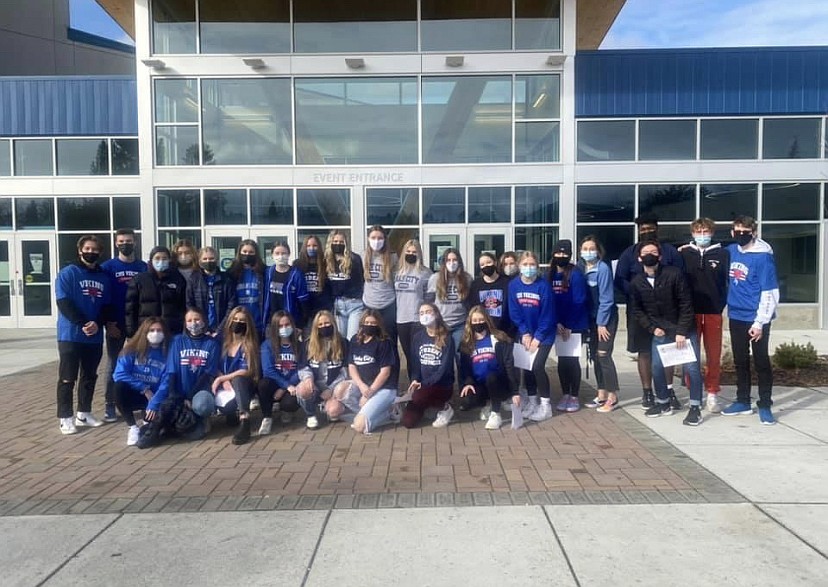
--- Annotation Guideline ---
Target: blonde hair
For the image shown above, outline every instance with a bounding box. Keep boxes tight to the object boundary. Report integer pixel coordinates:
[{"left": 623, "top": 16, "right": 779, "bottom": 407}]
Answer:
[
  {"left": 121, "top": 317, "right": 169, "bottom": 362},
  {"left": 306, "top": 310, "right": 345, "bottom": 363},
  {"left": 460, "top": 306, "right": 510, "bottom": 355},
  {"left": 221, "top": 306, "right": 261, "bottom": 382},
  {"left": 435, "top": 247, "right": 470, "bottom": 302},
  {"left": 396, "top": 239, "right": 427, "bottom": 274},
  {"left": 364, "top": 225, "right": 393, "bottom": 283},
  {"left": 325, "top": 230, "right": 352, "bottom": 276},
  {"left": 518, "top": 250, "right": 539, "bottom": 265}
]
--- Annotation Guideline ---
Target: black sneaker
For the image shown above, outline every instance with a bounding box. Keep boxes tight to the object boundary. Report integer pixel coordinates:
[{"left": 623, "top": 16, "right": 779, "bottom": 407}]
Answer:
[
  {"left": 645, "top": 402, "right": 673, "bottom": 418},
  {"left": 232, "top": 419, "right": 251, "bottom": 445},
  {"left": 683, "top": 406, "right": 703, "bottom": 426},
  {"left": 135, "top": 422, "right": 160, "bottom": 449},
  {"left": 669, "top": 391, "right": 683, "bottom": 411},
  {"left": 641, "top": 390, "right": 655, "bottom": 410}
]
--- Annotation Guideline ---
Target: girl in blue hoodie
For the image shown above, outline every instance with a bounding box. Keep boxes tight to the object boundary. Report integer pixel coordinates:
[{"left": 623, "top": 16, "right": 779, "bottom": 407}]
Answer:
[
  {"left": 257, "top": 310, "right": 302, "bottom": 436},
  {"left": 113, "top": 317, "right": 168, "bottom": 446},
  {"left": 264, "top": 241, "right": 310, "bottom": 329}
]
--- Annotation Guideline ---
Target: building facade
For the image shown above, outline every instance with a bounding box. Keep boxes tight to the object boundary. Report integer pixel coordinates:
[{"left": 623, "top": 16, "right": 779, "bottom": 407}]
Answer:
[{"left": 1, "top": 0, "right": 826, "bottom": 330}]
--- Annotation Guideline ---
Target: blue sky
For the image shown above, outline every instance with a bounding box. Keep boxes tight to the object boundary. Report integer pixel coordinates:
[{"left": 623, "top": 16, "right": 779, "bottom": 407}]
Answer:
[{"left": 71, "top": 0, "right": 828, "bottom": 50}]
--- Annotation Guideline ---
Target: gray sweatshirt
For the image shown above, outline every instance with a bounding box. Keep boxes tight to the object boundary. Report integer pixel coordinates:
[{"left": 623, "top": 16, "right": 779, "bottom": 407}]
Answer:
[
  {"left": 395, "top": 267, "right": 432, "bottom": 323},
  {"left": 426, "top": 272, "right": 472, "bottom": 329},
  {"left": 363, "top": 253, "right": 398, "bottom": 310}
]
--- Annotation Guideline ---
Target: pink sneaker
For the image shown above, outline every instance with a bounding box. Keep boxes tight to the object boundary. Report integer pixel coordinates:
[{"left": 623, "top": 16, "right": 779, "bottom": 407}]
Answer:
[
  {"left": 556, "top": 395, "right": 571, "bottom": 411},
  {"left": 566, "top": 396, "right": 581, "bottom": 413}
]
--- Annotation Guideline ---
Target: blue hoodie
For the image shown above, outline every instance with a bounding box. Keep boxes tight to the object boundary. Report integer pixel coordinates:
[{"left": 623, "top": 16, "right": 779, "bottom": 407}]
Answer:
[
  {"left": 150, "top": 333, "right": 221, "bottom": 410},
  {"left": 263, "top": 265, "right": 309, "bottom": 327},
  {"left": 101, "top": 257, "right": 148, "bottom": 328},
  {"left": 726, "top": 239, "right": 779, "bottom": 327},
  {"left": 508, "top": 277, "right": 557, "bottom": 345},
  {"left": 55, "top": 262, "right": 113, "bottom": 344},
  {"left": 235, "top": 267, "right": 264, "bottom": 332},
  {"left": 549, "top": 265, "right": 590, "bottom": 332},
  {"left": 261, "top": 339, "right": 301, "bottom": 389},
  {"left": 579, "top": 260, "right": 617, "bottom": 327},
  {"left": 113, "top": 345, "right": 167, "bottom": 394}
]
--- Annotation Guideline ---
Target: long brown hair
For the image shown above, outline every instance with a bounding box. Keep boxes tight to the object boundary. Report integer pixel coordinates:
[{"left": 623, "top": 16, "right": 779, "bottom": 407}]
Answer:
[
  {"left": 306, "top": 310, "right": 345, "bottom": 363},
  {"left": 435, "top": 247, "right": 470, "bottom": 302},
  {"left": 266, "top": 310, "right": 300, "bottom": 356},
  {"left": 221, "top": 306, "right": 261, "bottom": 381},
  {"left": 356, "top": 308, "right": 389, "bottom": 344},
  {"left": 460, "top": 305, "right": 510, "bottom": 355},
  {"left": 229, "top": 239, "right": 265, "bottom": 280},
  {"left": 363, "top": 225, "right": 393, "bottom": 283},
  {"left": 419, "top": 303, "right": 449, "bottom": 350},
  {"left": 121, "top": 317, "right": 169, "bottom": 362},
  {"left": 295, "top": 234, "right": 327, "bottom": 290},
  {"left": 325, "top": 230, "right": 352, "bottom": 276}
]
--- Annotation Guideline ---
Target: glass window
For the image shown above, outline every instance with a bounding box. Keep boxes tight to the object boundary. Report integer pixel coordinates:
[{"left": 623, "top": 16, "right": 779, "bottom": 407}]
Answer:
[
  {"left": 515, "top": 0, "right": 560, "bottom": 50},
  {"left": 0, "top": 198, "right": 12, "bottom": 228},
  {"left": 576, "top": 225, "right": 633, "bottom": 264},
  {"left": 152, "top": 0, "right": 196, "bottom": 54},
  {"left": 157, "top": 189, "right": 201, "bottom": 227},
  {"left": 577, "top": 185, "right": 635, "bottom": 223},
  {"left": 385, "top": 228, "right": 420, "bottom": 257},
  {"left": 15, "top": 198, "right": 55, "bottom": 229},
  {"left": 199, "top": 0, "right": 290, "bottom": 54},
  {"left": 0, "top": 139, "right": 10, "bottom": 176},
  {"left": 155, "top": 126, "right": 200, "bottom": 166},
  {"left": 639, "top": 120, "right": 697, "bottom": 161},
  {"left": 204, "top": 189, "right": 247, "bottom": 225},
  {"left": 59, "top": 233, "right": 111, "bottom": 269},
  {"left": 14, "top": 140, "right": 53, "bottom": 176},
  {"left": 653, "top": 224, "right": 693, "bottom": 249},
  {"left": 58, "top": 198, "right": 110, "bottom": 231},
  {"left": 111, "top": 139, "right": 139, "bottom": 175},
  {"left": 113, "top": 197, "right": 142, "bottom": 230},
  {"left": 423, "top": 188, "right": 465, "bottom": 224},
  {"left": 700, "top": 184, "right": 758, "bottom": 221},
  {"left": 55, "top": 139, "right": 108, "bottom": 176},
  {"left": 762, "top": 118, "right": 821, "bottom": 159},
  {"left": 202, "top": 78, "right": 293, "bottom": 165},
  {"left": 516, "top": 75, "right": 560, "bottom": 119},
  {"left": 366, "top": 188, "right": 419, "bottom": 226},
  {"left": 422, "top": 76, "right": 511, "bottom": 164},
  {"left": 515, "top": 226, "right": 559, "bottom": 264},
  {"left": 158, "top": 229, "right": 202, "bottom": 250},
  {"left": 421, "top": 0, "right": 511, "bottom": 51},
  {"left": 468, "top": 187, "right": 511, "bottom": 224},
  {"left": 700, "top": 119, "right": 758, "bottom": 160},
  {"left": 515, "top": 186, "right": 559, "bottom": 224},
  {"left": 762, "top": 224, "right": 819, "bottom": 303},
  {"left": 638, "top": 184, "right": 696, "bottom": 222},
  {"left": 0, "top": 240, "right": 9, "bottom": 317},
  {"left": 296, "top": 78, "right": 417, "bottom": 165},
  {"left": 154, "top": 79, "right": 199, "bottom": 123},
  {"left": 762, "top": 183, "right": 820, "bottom": 221},
  {"left": 516, "top": 122, "right": 559, "bottom": 162},
  {"left": 294, "top": 0, "right": 417, "bottom": 53},
  {"left": 251, "top": 189, "right": 294, "bottom": 225},
  {"left": 577, "top": 120, "right": 635, "bottom": 162},
  {"left": 297, "top": 189, "right": 350, "bottom": 226}
]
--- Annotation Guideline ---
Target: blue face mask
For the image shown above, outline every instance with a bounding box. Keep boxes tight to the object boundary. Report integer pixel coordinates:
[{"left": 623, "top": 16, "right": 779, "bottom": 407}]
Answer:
[
  {"left": 153, "top": 259, "right": 170, "bottom": 272},
  {"left": 307, "top": 248, "right": 318, "bottom": 258},
  {"left": 520, "top": 266, "right": 538, "bottom": 279},
  {"left": 694, "top": 235, "right": 712, "bottom": 248},
  {"left": 580, "top": 251, "right": 598, "bottom": 263}
]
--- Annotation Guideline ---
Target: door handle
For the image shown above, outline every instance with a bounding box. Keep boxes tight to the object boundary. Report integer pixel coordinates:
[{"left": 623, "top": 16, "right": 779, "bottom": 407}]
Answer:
[
  {"left": 17, "top": 278, "right": 23, "bottom": 295},
  {"left": 8, "top": 280, "right": 14, "bottom": 296}
]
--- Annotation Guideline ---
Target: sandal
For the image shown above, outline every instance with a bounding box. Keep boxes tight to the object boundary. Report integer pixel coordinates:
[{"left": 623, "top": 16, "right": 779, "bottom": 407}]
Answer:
[
  {"left": 597, "top": 399, "right": 618, "bottom": 413},
  {"left": 584, "top": 396, "right": 606, "bottom": 408}
]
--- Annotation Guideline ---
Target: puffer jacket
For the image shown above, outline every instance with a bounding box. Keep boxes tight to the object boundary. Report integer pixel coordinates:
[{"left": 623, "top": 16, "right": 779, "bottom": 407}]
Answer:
[
  {"left": 628, "top": 265, "right": 694, "bottom": 338},
  {"left": 187, "top": 269, "right": 237, "bottom": 331},
  {"left": 125, "top": 268, "right": 187, "bottom": 336}
]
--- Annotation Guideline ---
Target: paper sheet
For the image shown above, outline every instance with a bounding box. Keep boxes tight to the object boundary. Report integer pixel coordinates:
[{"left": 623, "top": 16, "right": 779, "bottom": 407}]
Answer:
[
  {"left": 555, "top": 333, "right": 582, "bottom": 357},
  {"left": 512, "top": 343, "right": 538, "bottom": 371},
  {"left": 511, "top": 403, "right": 524, "bottom": 429},
  {"left": 656, "top": 339, "right": 698, "bottom": 367},
  {"left": 214, "top": 389, "right": 235, "bottom": 408}
]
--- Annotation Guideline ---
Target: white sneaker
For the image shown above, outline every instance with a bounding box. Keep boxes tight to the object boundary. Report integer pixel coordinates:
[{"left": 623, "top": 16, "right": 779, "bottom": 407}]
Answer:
[
  {"left": 258, "top": 417, "right": 273, "bottom": 436},
  {"left": 479, "top": 403, "right": 491, "bottom": 421},
  {"left": 306, "top": 416, "right": 319, "bottom": 429},
  {"left": 249, "top": 397, "right": 260, "bottom": 411},
  {"left": 485, "top": 411, "right": 502, "bottom": 430},
  {"left": 75, "top": 412, "right": 104, "bottom": 428},
  {"left": 521, "top": 395, "right": 539, "bottom": 419},
  {"left": 529, "top": 400, "right": 553, "bottom": 422},
  {"left": 706, "top": 393, "right": 722, "bottom": 413},
  {"left": 59, "top": 417, "right": 77, "bottom": 435},
  {"left": 432, "top": 403, "right": 455, "bottom": 428},
  {"left": 126, "top": 425, "right": 141, "bottom": 446}
]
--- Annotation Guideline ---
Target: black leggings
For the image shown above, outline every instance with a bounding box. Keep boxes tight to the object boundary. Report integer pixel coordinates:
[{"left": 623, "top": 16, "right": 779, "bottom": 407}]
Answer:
[
  {"left": 730, "top": 319, "right": 773, "bottom": 408},
  {"left": 217, "top": 375, "right": 256, "bottom": 416},
  {"left": 113, "top": 381, "right": 149, "bottom": 426},
  {"left": 557, "top": 356, "right": 582, "bottom": 397},
  {"left": 588, "top": 314, "right": 620, "bottom": 393},
  {"left": 461, "top": 371, "right": 512, "bottom": 411},
  {"left": 56, "top": 341, "right": 103, "bottom": 418},
  {"left": 524, "top": 344, "right": 553, "bottom": 398},
  {"left": 397, "top": 322, "right": 417, "bottom": 379},
  {"left": 257, "top": 377, "right": 301, "bottom": 417}
]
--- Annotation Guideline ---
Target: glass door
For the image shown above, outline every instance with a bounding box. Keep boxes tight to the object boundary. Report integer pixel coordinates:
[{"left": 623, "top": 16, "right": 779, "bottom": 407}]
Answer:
[
  {"left": 0, "top": 235, "right": 16, "bottom": 329},
  {"left": 204, "top": 228, "right": 246, "bottom": 272},
  {"left": 0, "top": 233, "right": 57, "bottom": 328},
  {"left": 469, "top": 228, "right": 510, "bottom": 278},
  {"left": 422, "top": 226, "right": 511, "bottom": 276},
  {"left": 421, "top": 227, "right": 462, "bottom": 272},
  {"left": 249, "top": 229, "right": 295, "bottom": 268}
]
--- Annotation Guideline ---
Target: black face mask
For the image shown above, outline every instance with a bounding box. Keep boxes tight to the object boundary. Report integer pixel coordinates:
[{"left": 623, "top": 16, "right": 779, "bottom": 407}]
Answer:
[
  {"left": 735, "top": 233, "right": 753, "bottom": 247},
  {"left": 240, "top": 254, "right": 256, "bottom": 266},
  {"left": 200, "top": 261, "right": 217, "bottom": 273},
  {"left": 641, "top": 254, "right": 660, "bottom": 267},
  {"left": 331, "top": 244, "right": 346, "bottom": 255},
  {"left": 318, "top": 325, "right": 334, "bottom": 338},
  {"left": 404, "top": 254, "right": 418, "bottom": 265},
  {"left": 553, "top": 256, "right": 571, "bottom": 268},
  {"left": 117, "top": 244, "right": 134, "bottom": 257},
  {"left": 471, "top": 323, "right": 488, "bottom": 334},
  {"left": 362, "top": 325, "right": 380, "bottom": 337},
  {"left": 81, "top": 252, "right": 100, "bottom": 265},
  {"left": 480, "top": 265, "right": 497, "bottom": 277},
  {"left": 639, "top": 230, "right": 658, "bottom": 242},
  {"left": 231, "top": 321, "right": 247, "bottom": 335}
]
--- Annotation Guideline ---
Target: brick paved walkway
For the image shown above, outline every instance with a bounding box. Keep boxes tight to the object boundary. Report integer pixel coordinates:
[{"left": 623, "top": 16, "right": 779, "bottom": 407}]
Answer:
[{"left": 0, "top": 361, "right": 742, "bottom": 516}]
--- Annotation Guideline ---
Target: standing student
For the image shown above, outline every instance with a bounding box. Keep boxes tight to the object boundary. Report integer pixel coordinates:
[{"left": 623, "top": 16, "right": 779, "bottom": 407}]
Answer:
[
  {"left": 112, "top": 317, "right": 168, "bottom": 446},
  {"left": 101, "top": 227, "right": 148, "bottom": 422},
  {"left": 263, "top": 241, "right": 309, "bottom": 328},
  {"left": 395, "top": 239, "right": 431, "bottom": 379},
  {"left": 55, "top": 235, "right": 114, "bottom": 434},
  {"left": 402, "top": 303, "right": 456, "bottom": 429},
  {"left": 326, "top": 230, "right": 365, "bottom": 340},
  {"left": 228, "top": 239, "right": 266, "bottom": 336},
  {"left": 257, "top": 311, "right": 302, "bottom": 436},
  {"left": 362, "top": 225, "right": 398, "bottom": 346},
  {"left": 294, "top": 235, "right": 332, "bottom": 331},
  {"left": 680, "top": 218, "right": 729, "bottom": 413},
  {"left": 125, "top": 246, "right": 187, "bottom": 337},
  {"left": 549, "top": 240, "right": 589, "bottom": 413},
  {"left": 296, "top": 310, "right": 350, "bottom": 429},
  {"left": 173, "top": 239, "right": 198, "bottom": 282},
  {"left": 499, "top": 252, "right": 519, "bottom": 279},
  {"left": 459, "top": 306, "right": 518, "bottom": 430},
  {"left": 187, "top": 246, "right": 237, "bottom": 334},
  {"left": 468, "top": 252, "right": 513, "bottom": 336},
  {"left": 578, "top": 236, "right": 620, "bottom": 413},
  {"left": 425, "top": 247, "right": 472, "bottom": 366},
  {"left": 212, "top": 306, "right": 261, "bottom": 445},
  {"left": 722, "top": 216, "right": 779, "bottom": 425},
  {"left": 508, "top": 251, "right": 557, "bottom": 422}
]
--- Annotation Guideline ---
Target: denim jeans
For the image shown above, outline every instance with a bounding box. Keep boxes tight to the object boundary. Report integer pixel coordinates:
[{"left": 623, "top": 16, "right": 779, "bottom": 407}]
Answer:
[
  {"left": 298, "top": 387, "right": 324, "bottom": 416},
  {"left": 335, "top": 296, "right": 365, "bottom": 340},
  {"left": 651, "top": 333, "right": 702, "bottom": 405},
  {"left": 191, "top": 389, "right": 216, "bottom": 417},
  {"left": 337, "top": 384, "right": 397, "bottom": 433}
]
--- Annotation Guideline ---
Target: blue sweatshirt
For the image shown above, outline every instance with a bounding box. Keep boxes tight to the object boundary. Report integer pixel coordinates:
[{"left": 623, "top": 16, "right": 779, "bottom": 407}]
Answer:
[
  {"left": 151, "top": 333, "right": 221, "bottom": 410},
  {"left": 410, "top": 329, "right": 455, "bottom": 388},
  {"left": 261, "top": 339, "right": 301, "bottom": 389},
  {"left": 236, "top": 267, "right": 264, "bottom": 332},
  {"left": 55, "top": 262, "right": 113, "bottom": 344},
  {"left": 113, "top": 346, "right": 167, "bottom": 394},
  {"left": 726, "top": 239, "right": 779, "bottom": 327},
  {"left": 101, "top": 257, "right": 148, "bottom": 328},
  {"left": 508, "top": 277, "right": 557, "bottom": 345},
  {"left": 549, "top": 265, "right": 590, "bottom": 332},
  {"left": 221, "top": 347, "right": 249, "bottom": 375},
  {"left": 580, "top": 260, "right": 617, "bottom": 327},
  {"left": 264, "top": 265, "right": 309, "bottom": 327}
]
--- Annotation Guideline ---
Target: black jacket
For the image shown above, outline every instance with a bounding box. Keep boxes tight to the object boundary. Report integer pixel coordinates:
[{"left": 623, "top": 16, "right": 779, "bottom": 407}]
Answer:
[
  {"left": 186, "top": 269, "right": 237, "bottom": 331},
  {"left": 629, "top": 265, "right": 694, "bottom": 338},
  {"left": 680, "top": 243, "right": 729, "bottom": 314},
  {"left": 125, "top": 268, "right": 187, "bottom": 336}
]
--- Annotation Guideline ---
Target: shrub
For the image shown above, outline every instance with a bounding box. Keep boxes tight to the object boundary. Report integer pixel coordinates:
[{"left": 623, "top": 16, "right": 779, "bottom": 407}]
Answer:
[{"left": 773, "top": 342, "right": 818, "bottom": 370}]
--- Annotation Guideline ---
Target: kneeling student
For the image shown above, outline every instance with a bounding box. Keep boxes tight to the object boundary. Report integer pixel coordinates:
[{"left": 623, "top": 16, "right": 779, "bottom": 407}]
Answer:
[{"left": 257, "top": 311, "right": 302, "bottom": 435}]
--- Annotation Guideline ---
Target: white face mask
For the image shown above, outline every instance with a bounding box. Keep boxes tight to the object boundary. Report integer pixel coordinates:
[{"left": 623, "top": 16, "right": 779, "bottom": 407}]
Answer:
[
  {"left": 503, "top": 265, "right": 518, "bottom": 277},
  {"left": 273, "top": 254, "right": 290, "bottom": 266},
  {"left": 419, "top": 313, "right": 436, "bottom": 327},
  {"left": 147, "top": 331, "right": 164, "bottom": 345},
  {"left": 369, "top": 238, "right": 385, "bottom": 252},
  {"left": 445, "top": 261, "right": 459, "bottom": 273}
]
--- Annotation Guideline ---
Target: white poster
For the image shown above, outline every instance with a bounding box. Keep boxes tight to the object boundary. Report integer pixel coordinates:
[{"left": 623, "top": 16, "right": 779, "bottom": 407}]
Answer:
[
  {"left": 512, "top": 343, "right": 538, "bottom": 371},
  {"left": 554, "top": 333, "right": 582, "bottom": 357},
  {"left": 656, "top": 340, "right": 698, "bottom": 367}
]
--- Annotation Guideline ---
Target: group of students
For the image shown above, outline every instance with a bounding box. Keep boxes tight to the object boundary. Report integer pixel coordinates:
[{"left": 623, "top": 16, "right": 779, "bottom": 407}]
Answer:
[{"left": 54, "top": 213, "right": 779, "bottom": 447}]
